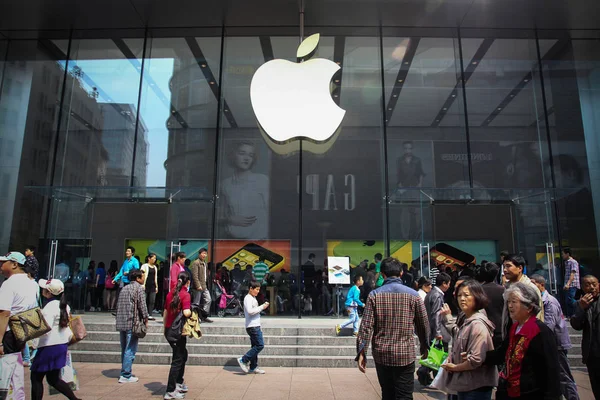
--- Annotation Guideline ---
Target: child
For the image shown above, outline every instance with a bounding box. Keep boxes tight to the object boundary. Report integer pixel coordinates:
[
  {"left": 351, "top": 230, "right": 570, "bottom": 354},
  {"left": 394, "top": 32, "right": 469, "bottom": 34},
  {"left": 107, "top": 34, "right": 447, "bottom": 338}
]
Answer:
[
  {"left": 303, "top": 294, "right": 312, "bottom": 315},
  {"left": 336, "top": 275, "right": 364, "bottom": 336},
  {"left": 237, "top": 280, "right": 269, "bottom": 374}
]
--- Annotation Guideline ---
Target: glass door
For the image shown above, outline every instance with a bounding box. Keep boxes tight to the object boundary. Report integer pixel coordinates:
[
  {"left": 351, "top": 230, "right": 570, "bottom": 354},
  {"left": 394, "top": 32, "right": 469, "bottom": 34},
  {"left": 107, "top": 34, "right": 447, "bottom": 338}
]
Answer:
[{"left": 512, "top": 189, "right": 559, "bottom": 294}]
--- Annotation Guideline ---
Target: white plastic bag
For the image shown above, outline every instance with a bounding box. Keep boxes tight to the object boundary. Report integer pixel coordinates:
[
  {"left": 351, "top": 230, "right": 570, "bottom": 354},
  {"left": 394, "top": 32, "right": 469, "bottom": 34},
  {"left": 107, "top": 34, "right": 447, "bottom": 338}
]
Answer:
[
  {"left": 49, "top": 351, "right": 78, "bottom": 395},
  {"left": 429, "top": 360, "right": 456, "bottom": 395}
]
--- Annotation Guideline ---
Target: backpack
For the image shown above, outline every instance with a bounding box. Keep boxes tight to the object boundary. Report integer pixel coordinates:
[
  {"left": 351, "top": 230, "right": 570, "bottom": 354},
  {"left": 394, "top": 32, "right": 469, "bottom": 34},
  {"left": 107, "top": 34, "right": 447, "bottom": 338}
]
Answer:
[{"left": 105, "top": 275, "right": 115, "bottom": 289}]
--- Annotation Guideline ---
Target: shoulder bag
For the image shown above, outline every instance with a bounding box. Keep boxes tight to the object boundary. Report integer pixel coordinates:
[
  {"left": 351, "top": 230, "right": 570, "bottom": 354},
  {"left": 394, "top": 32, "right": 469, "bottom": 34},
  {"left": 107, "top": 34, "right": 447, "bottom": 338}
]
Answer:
[
  {"left": 132, "top": 287, "right": 147, "bottom": 339},
  {"left": 69, "top": 315, "right": 87, "bottom": 344},
  {"left": 8, "top": 307, "right": 51, "bottom": 346},
  {"left": 165, "top": 312, "right": 184, "bottom": 343}
]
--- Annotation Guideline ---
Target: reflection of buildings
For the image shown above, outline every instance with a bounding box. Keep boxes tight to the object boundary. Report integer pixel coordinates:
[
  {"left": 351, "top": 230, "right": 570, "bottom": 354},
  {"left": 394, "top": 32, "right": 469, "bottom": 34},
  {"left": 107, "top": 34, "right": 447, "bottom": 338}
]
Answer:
[
  {"left": 164, "top": 59, "right": 216, "bottom": 188},
  {"left": 3, "top": 57, "right": 105, "bottom": 252},
  {"left": 100, "top": 103, "right": 148, "bottom": 186}
]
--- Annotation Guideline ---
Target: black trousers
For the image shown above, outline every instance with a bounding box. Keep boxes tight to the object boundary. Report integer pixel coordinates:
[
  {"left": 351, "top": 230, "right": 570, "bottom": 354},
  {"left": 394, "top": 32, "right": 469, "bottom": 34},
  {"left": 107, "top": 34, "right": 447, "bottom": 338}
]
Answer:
[
  {"left": 375, "top": 362, "right": 414, "bottom": 400},
  {"left": 586, "top": 359, "right": 600, "bottom": 400},
  {"left": 166, "top": 336, "right": 188, "bottom": 393},
  {"left": 2, "top": 331, "right": 22, "bottom": 355},
  {"left": 31, "top": 369, "right": 78, "bottom": 400}
]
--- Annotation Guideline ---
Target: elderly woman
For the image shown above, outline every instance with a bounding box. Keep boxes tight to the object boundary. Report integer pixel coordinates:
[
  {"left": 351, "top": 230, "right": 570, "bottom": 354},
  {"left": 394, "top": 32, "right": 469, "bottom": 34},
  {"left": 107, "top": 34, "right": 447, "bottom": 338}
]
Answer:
[
  {"left": 441, "top": 280, "right": 498, "bottom": 400},
  {"left": 485, "top": 282, "right": 560, "bottom": 399}
]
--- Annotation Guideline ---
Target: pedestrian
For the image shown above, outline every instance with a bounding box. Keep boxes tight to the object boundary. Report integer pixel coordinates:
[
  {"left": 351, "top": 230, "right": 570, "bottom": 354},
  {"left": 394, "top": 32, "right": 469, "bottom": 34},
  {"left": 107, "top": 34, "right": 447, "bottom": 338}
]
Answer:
[
  {"left": 163, "top": 272, "right": 191, "bottom": 400},
  {"left": 24, "top": 245, "right": 40, "bottom": 280},
  {"left": 72, "top": 263, "right": 84, "bottom": 311},
  {"left": 115, "top": 269, "right": 148, "bottom": 383},
  {"left": 530, "top": 274, "right": 579, "bottom": 400},
  {"left": 22, "top": 261, "right": 40, "bottom": 367},
  {"left": 0, "top": 252, "right": 39, "bottom": 354},
  {"left": 570, "top": 274, "right": 600, "bottom": 398},
  {"left": 479, "top": 262, "right": 505, "bottom": 348},
  {"left": 169, "top": 252, "right": 186, "bottom": 293},
  {"left": 336, "top": 275, "right": 364, "bottom": 336},
  {"left": 373, "top": 253, "right": 384, "bottom": 288},
  {"left": 190, "top": 249, "right": 213, "bottom": 323},
  {"left": 501, "top": 254, "right": 543, "bottom": 339},
  {"left": 417, "top": 276, "right": 432, "bottom": 301},
  {"left": 105, "top": 260, "right": 119, "bottom": 311},
  {"left": 562, "top": 247, "right": 580, "bottom": 318},
  {"left": 252, "top": 257, "right": 269, "bottom": 285},
  {"left": 440, "top": 280, "right": 498, "bottom": 400},
  {"left": 113, "top": 246, "right": 140, "bottom": 287},
  {"left": 356, "top": 257, "right": 429, "bottom": 400},
  {"left": 485, "top": 282, "right": 560, "bottom": 399},
  {"left": 94, "top": 262, "right": 106, "bottom": 311},
  {"left": 424, "top": 271, "right": 451, "bottom": 348},
  {"left": 141, "top": 253, "right": 159, "bottom": 321},
  {"left": 237, "top": 280, "right": 269, "bottom": 374},
  {"left": 30, "top": 279, "right": 80, "bottom": 400}
]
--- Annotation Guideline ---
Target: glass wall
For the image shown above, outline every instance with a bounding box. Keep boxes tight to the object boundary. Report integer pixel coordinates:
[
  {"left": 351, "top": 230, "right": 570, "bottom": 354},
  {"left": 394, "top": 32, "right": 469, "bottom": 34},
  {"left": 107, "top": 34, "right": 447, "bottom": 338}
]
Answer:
[{"left": 1, "top": 27, "right": 600, "bottom": 312}]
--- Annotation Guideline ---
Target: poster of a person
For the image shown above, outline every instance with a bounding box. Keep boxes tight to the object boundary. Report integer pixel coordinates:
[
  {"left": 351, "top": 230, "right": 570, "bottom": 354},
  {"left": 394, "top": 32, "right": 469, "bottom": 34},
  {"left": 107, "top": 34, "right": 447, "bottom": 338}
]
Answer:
[{"left": 219, "top": 140, "right": 270, "bottom": 240}]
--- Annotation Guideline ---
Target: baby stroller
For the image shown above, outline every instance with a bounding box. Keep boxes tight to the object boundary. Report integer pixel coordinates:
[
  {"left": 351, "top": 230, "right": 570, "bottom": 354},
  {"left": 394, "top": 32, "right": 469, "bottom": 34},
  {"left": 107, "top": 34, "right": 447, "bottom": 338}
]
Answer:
[{"left": 215, "top": 281, "right": 243, "bottom": 318}]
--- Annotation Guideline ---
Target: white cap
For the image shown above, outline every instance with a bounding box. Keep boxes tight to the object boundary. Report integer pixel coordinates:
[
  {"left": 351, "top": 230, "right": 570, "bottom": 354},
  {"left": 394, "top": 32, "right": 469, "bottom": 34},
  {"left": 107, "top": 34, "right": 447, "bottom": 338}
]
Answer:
[{"left": 39, "top": 279, "right": 65, "bottom": 296}]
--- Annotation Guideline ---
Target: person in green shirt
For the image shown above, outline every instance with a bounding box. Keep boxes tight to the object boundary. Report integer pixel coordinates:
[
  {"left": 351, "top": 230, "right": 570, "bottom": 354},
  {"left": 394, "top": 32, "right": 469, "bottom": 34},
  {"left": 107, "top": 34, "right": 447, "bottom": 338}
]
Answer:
[
  {"left": 374, "top": 253, "right": 384, "bottom": 287},
  {"left": 252, "top": 257, "right": 269, "bottom": 284}
]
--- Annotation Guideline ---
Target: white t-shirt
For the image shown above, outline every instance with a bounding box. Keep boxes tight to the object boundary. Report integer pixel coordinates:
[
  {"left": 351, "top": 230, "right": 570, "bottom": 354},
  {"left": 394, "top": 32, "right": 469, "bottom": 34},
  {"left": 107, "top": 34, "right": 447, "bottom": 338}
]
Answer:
[
  {"left": 37, "top": 300, "right": 72, "bottom": 348},
  {"left": 418, "top": 289, "right": 427, "bottom": 301},
  {"left": 0, "top": 274, "right": 39, "bottom": 331},
  {"left": 244, "top": 294, "right": 266, "bottom": 328}
]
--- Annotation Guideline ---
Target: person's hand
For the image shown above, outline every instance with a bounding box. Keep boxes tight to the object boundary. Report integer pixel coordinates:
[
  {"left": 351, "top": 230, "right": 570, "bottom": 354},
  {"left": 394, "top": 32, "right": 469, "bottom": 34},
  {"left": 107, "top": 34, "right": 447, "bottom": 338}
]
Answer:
[
  {"left": 155, "top": 288, "right": 158, "bottom": 294},
  {"left": 440, "top": 303, "right": 451, "bottom": 317},
  {"left": 357, "top": 353, "right": 367, "bottom": 373},
  {"left": 580, "top": 293, "right": 595, "bottom": 310},
  {"left": 124, "top": 271, "right": 129, "bottom": 275},
  {"left": 441, "top": 363, "right": 457, "bottom": 372},
  {"left": 435, "top": 335, "right": 443, "bottom": 340},
  {"left": 263, "top": 302, "right": 270, "bottom": 309},
  {"left": 229, "top": 215, "right": 257, "bottom": 227},
  {"left": 460, "top": 352, "right": 468, "bottom": 362},
  {"left": 563, "top": 285, "right": 570, "bottom": 291},
  {"left": 112, "top": 280, "right": 117, "bottom": 285},
  {"left": 421, "top": 350, "right": 428, "bottom": 360},
  {"left": 0, "top": 345, "right": 4, "bottom": 356}
]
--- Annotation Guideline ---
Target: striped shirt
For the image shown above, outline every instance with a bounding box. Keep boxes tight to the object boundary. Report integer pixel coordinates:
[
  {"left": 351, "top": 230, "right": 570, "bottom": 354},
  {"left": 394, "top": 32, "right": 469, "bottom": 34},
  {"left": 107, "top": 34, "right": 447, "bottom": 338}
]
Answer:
[{"left": 357, "top": 277, "right": 429, "bottom": 366}]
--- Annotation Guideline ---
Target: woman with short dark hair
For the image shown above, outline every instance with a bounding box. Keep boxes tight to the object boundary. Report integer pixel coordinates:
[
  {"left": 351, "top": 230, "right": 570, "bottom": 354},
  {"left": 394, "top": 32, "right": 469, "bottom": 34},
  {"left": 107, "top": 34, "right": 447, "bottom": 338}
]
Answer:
[
  {"left": 441, "top": 280, "right": 497, "bottom": 399},
  {"left": 485, "top": 282, "right": 560, "bottom": 399}
]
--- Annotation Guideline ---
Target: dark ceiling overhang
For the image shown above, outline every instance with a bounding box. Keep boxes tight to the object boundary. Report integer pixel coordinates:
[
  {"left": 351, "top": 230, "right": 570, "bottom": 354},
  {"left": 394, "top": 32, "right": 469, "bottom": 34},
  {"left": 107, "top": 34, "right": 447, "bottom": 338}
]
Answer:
[{"left": 1, "top": 0, "right": 600, "bottom": 38}]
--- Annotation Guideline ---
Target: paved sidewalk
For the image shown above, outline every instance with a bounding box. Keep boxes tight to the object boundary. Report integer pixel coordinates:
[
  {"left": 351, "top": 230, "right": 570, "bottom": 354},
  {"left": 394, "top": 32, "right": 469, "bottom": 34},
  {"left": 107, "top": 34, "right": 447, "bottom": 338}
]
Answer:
[{"left": 24, "top": 363, "right": 595, "bottom": 400}]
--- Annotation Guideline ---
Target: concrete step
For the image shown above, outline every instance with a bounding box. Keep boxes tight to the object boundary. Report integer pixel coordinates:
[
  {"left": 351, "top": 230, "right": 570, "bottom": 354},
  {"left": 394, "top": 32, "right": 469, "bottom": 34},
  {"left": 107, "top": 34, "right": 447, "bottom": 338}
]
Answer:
[{"left": 71, "top": 341, "right": 357, "bottom": 357}]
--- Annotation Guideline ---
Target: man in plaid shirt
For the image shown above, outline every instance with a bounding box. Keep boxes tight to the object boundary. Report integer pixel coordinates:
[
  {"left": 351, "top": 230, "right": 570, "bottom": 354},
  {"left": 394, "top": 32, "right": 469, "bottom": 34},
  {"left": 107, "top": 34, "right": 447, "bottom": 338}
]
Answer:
[
  {"left": 116, "top": 269, "right": 148, "bottom": 383},
  {"left": 356, "top": 257, "right": 429, "bottom": 399},
  {"left": 562, "top": 247, "right": 580, "bottom": 318}
]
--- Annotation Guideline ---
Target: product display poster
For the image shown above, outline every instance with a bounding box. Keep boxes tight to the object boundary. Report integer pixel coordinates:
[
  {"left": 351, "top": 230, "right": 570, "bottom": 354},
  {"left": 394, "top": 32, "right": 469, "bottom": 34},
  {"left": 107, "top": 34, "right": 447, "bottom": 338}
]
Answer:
[{"left": 328, "top": 257, "right": 351, "bottom": 285}]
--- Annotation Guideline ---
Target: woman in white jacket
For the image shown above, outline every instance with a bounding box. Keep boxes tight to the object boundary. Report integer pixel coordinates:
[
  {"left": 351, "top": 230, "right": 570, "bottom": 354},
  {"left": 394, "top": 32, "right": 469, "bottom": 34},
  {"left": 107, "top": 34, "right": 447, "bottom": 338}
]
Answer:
[{"left": 30, "top": 279, "right": 80, "bottom": 400}]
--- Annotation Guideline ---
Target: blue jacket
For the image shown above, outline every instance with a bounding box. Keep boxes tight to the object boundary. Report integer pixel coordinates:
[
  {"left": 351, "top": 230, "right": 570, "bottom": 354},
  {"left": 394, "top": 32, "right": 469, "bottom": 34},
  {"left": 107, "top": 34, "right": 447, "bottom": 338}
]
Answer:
[
  {"left": 114, "top": 257, "right": 140, "bottom": 284},
  {"left": 345, "top": 285, "right": 364, "bottom": 308}
]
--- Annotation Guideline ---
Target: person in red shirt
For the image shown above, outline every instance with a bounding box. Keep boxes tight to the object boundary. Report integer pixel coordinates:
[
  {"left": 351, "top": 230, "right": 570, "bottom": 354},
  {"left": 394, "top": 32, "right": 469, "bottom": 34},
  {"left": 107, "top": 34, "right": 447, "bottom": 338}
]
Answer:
[
  {"left": 169, "top": 252, "right": 187, "bottom": 292},
  {"left": 163, "top": 271, "right": 192, "bottom": 399}
]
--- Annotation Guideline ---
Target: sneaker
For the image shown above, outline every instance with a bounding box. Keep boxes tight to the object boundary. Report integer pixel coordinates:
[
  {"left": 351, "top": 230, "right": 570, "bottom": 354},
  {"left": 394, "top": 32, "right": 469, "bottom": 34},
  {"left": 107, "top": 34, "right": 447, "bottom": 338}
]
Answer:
[
  {"left": 335, "top": 325, "right": 341, "bottom": 335},
  {"left": 176, "top": 383, "right": 188, "bottom": 393},
  {"left": 148, "top": 316, "right": 156, "bottom": 321},
  {"left": 164, "top": 391, "right": 185, "bottom": 399},
  {"left": 249, "top": 368, "right": 266, "bottom": 374},
  {"left": 118, "top": 376, "right": 139, "bottom": 383},
  {"left": 23, "top": 361, "right": 30, "bottom": 367},
  {"left": 237, "top": 357, "right": 250, "bottom": 373}
]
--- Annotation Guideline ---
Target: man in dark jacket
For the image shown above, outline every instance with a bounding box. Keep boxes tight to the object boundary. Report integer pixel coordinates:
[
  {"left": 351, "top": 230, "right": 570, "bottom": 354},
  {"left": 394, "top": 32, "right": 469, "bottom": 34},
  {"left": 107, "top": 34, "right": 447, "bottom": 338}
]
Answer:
[
  {"left": 570, "top": 274, "right": 600, "bottom": 399},
  {"left": 479, "top": 262, "right": 505, "bottom": 348},
  {"left": 424, "top": 272, "right": 451, "bottom": 346},
  {"left": 190, "top": 248, "right": 213, "bottom": 323}
]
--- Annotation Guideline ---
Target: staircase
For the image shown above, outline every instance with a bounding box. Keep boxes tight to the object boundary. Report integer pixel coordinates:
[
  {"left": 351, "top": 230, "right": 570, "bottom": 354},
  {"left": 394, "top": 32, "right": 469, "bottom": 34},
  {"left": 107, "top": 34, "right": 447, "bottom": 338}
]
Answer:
[{"left": 70, "top": 314, "right": 585, "bottom": 368}]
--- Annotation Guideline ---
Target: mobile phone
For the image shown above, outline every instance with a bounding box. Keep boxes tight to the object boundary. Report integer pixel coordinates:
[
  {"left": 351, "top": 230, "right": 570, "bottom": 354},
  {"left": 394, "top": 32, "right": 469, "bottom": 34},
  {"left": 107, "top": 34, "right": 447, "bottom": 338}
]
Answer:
[
  {"left": 428, "top": 243, "right": 475, "bottom": 268},
  {"left": 221, "top": 242, "right": 284, "bottom": 272}
]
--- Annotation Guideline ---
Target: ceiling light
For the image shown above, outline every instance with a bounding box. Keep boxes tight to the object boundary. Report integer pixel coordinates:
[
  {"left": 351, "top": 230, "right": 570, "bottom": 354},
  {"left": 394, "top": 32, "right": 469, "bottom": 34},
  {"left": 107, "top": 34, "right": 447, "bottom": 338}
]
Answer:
[
  {"left": 335, "top": 79, "right": 340, "bottom": 83},
  {"left": 201, "top": 64, "right": 207, "bottom": 68},
  {"left": 510, "top": 94, "right": 515, "bottom": 97},
  {"left": 334, "top": 94, "right": 338, "bottom": 97},
  {"left": 393, "top": 94, "right": 397, "bottom": 97},
  {"left": 443, "top": 108, "right": 447, "bottom": 111},
  {"left": 404, "top": 61, "right": 409, "bottom": 65},
  {"left": 388, "top": 108, "right": 392, "bottom": 111},
  {"left": 398, "top": 79, "right": 403, "bottom": 83},
  {"left": 336, "top": 62, "right": 341, "bottom": 65},
  {"left": 472, "top": 61, "right": 478, "bottom": 65},
  {"left": 497, "top": 107, "right": 502, "bottom": 110},
  {"left": 524, "top": 79, "right": 529, "bottom": 82},
  {"left": 210, "top": 81, "right": 215, "bottom": 85},
  {"left": 224, "top": 109, "right": 229, "bottom": 112},
  {"left": 436, "top": 119, "right": 440, "bottom": 122}
]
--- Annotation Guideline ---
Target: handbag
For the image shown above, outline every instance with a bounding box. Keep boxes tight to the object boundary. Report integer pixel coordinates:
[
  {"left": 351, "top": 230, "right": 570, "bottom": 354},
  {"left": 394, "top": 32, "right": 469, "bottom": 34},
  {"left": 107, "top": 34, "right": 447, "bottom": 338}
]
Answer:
[
  {"left": 68, "top": 316, "right": 87, "bottom": 344},
  {"left": 8, "top": 307, "right": 51, "bottom": 346},
  {"left": 418, "top": 339, "right": 448, "bottom": 372},
  {"left": 430, "top": 359, "right": 456, "bottom": 394},
  {"left": 132, "top": 288, "right": 147, "bottom": 339},
  {"left": 165, "top": 312, "right": 184, "bottom": 343},
  {"left": 104, "top": 275, "right": 114, "bottom": 289}
]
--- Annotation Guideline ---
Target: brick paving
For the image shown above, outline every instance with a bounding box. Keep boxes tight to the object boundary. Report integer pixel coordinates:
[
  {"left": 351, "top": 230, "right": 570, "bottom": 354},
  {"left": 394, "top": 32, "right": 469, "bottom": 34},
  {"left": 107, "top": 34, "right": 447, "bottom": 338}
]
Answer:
[{"left": 24, "top": 363, "right": 594, "bottom": 399}]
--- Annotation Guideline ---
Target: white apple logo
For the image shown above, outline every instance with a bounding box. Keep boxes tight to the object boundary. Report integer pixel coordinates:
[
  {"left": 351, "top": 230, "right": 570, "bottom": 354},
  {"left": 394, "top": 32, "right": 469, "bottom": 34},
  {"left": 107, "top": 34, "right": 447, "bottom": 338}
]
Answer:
[{"left": 250, "top": 33, "right": 346, "bottom": 143}]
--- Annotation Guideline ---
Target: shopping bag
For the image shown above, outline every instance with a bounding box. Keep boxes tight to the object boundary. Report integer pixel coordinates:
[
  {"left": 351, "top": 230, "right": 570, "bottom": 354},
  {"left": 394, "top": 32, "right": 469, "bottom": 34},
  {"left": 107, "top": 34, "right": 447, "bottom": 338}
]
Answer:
[
  {"left": 418, "top": 339, "right": 448, "bottom": 372},
  {"left": 0, "top": 353, "right": 25, "bottom": 400},
  {"left": 429, "top": 359, "right": 456, "bottom": 395},
  {"left": 49, "top": 351, "right": 78, "bottom": 395}
]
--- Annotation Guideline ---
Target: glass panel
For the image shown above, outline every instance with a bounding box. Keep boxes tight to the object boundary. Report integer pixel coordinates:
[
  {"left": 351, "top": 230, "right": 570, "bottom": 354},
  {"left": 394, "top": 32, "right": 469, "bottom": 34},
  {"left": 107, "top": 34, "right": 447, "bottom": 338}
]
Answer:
[
  {"left": 542, "top": 37, "right": 600, "bottom": 272},
  {"left": 216, "top": 31, "right": 300, "bottom": 315},
  {"left": 137, "top": 33, "right": 221, "bottom": 188},
  {"left": 300, "top": 32, "right": 385, "bottom": 316},
  {"left": 0, "top": 38, "right": 68, "bottom": 258}
]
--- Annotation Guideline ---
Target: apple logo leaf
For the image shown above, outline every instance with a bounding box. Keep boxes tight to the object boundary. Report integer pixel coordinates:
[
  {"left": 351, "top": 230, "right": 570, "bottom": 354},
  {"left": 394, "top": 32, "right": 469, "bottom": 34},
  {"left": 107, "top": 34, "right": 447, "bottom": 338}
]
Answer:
[{"left": 297, "top": 33, "right": 320, "bottom": 60}]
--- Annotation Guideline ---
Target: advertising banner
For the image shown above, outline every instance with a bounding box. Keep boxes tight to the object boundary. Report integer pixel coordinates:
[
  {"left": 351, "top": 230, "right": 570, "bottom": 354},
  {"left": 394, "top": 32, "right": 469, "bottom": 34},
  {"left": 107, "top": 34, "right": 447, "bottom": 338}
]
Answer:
[{"left": 327, "top": 256, "right": 350, "bottom": 284}]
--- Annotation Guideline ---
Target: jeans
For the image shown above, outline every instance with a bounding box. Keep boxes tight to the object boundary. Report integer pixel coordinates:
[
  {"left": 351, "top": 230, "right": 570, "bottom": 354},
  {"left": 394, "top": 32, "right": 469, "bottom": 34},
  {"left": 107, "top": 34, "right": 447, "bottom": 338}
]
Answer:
[
  {"left": 375, "top": 362, "right": 414, "bottom": 400},
  {"left": 340, "top": 307, "right": 360, "bottom": 332},
  {"left": 119, "top": 330, "right": 139, "bottom": 378},
  {"left": 557, "top": 349, "right": 579, "bottom": 400},
  {"left": 242, "top": 327, "right": 264, "bottom": 370},
  {"left": 565, "top": 287, "right": 577, "bottom": 317},
  {"left": 166, "top": 336, "right": 188, "bottom": 392},
  {"left": 22, "top": 343, "right": 31, "bottom": 363},
  {"left": 448, "top": 389, "right": 492, "bottom": 400},
  {"left": 146, "top": 291, "right": 156, "bottom": 314}
]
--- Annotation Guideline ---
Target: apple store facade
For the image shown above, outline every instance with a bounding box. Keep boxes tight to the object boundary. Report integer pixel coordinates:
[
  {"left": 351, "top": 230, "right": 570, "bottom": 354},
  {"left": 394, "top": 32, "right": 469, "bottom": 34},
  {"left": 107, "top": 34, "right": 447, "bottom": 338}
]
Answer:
[{"left": 1, "top": 1, "right": 600, "bottom": 313}]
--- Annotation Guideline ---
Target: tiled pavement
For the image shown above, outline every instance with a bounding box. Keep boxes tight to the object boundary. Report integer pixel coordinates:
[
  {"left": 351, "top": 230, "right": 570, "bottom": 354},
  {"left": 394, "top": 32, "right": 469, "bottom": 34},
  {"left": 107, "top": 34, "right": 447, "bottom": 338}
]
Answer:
[{"left": 25, "top": 363, "right": 595, "bottom": 400}]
